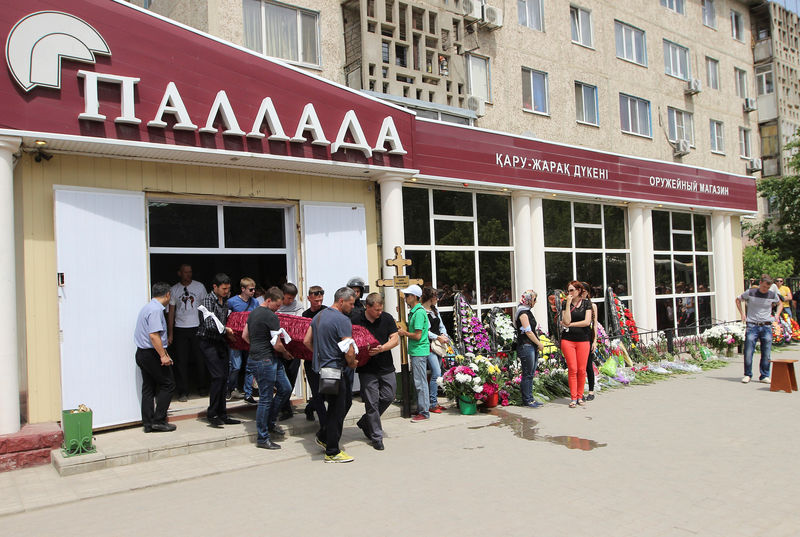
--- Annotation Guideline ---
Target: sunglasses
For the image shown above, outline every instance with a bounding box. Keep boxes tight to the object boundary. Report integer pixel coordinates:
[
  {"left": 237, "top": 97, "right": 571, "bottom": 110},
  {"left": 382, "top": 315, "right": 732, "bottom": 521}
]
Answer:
[
  {"left": 183, "top": 287, "right": 189, "bottom": 296},
  {"left": 247, "top": 288, "right": 256, "bottom": 292},
  {"left": 310, "top": 291, "right": 324, "bottom": 296},
  {"left": 567, "top": 288, "right": 577, "bottom": 292}
]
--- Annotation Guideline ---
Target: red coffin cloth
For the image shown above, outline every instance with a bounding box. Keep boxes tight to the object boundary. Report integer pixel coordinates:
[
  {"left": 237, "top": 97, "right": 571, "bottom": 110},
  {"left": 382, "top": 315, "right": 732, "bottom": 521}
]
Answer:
[{"left": 226, "top": 311, "right": 379, "bottom": 366}]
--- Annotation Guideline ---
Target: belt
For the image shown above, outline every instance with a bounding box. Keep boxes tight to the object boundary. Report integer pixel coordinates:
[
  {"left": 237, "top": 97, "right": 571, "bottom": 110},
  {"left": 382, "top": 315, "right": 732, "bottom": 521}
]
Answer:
[{"left": 747, "top": 321, "right": 772, "bottom": 326}]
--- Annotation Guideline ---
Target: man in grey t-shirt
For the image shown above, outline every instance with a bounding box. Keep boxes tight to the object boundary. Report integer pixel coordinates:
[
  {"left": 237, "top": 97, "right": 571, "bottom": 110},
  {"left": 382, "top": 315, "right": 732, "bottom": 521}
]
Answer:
[{"left": 736, "top": 274, "right": 783, "bottom": 384}]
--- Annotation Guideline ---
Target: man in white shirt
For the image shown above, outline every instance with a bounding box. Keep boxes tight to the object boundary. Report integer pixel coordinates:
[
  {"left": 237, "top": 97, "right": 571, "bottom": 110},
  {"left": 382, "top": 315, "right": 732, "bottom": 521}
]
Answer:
[
  {"left": 168, "top": 264, "right": 207, "bottom": 401},
  {"left": 276, "top": 282, "right": 303, "bottom": 419}
]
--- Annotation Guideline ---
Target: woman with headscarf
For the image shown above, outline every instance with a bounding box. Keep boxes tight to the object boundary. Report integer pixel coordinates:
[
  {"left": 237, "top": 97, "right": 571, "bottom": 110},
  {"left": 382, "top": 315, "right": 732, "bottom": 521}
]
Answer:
[
  {"left": 515, "top": 290, "right": 544, "bottom": 408},
  {"left": 561, "top": 281, "right": 592, "bottom": 408}
]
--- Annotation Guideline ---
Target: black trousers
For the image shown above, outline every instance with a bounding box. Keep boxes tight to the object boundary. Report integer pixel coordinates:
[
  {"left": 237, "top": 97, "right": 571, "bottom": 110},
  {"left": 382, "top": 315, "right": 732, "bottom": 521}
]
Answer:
[
  {"left": 304, "top": 360, "right": 326, "bottom": 423},
  {"left": 135, "top": 348, "right": 175, "bottom": 427},
  {"left": 199, "top": 338, "right": 229, "bottom": 419},
  {"left": 172, "top": 326, "right": 207, "bottom": 396},
  {"left": 280, "top": 357, "right": 301, "bottom": 412},
  {"left": 319, "top": 370, "right": 352, "bottom": 456}
]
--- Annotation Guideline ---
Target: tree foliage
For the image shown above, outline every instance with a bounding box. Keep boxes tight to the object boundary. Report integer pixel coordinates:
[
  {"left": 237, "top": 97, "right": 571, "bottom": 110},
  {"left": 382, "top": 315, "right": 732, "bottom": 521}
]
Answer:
[
  {"left": 744, "top": 133, "right": 800, "bottom": 272},
  {"left": 742, "top": 245, "right": 794, "bottom": 281}
]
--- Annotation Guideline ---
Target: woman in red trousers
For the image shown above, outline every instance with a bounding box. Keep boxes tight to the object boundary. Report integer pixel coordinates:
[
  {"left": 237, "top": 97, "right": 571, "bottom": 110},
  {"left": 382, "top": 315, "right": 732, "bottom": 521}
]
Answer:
[{"left": 560, "top": 281, "right": 593, "bottom": 408}]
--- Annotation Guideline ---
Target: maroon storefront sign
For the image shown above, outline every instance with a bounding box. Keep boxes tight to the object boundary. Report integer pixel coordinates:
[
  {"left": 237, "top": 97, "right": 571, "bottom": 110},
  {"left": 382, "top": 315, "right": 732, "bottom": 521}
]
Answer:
[
  {"left": 0, "top": 0, "right": 756, "bottom": 212},
  {"left": 413, "top": 120, "right": 756, "bottom": 212},
  {"left": 0, "top": 0, "right": 413, "bottom": 167}
]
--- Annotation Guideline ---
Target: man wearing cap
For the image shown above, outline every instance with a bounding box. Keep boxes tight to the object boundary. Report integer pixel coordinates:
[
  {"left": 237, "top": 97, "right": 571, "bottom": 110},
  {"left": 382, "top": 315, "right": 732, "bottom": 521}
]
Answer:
[
  {"left": 398, "top": 284, "right": 431, "bottom": 422},
  {"left": 347, "top": 276, "right": 367, "bottom": 322}
]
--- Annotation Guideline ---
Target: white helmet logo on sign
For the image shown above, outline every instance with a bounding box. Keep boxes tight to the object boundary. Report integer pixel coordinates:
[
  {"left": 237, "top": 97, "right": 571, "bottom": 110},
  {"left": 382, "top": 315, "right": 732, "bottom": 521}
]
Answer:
[{"left": 6, "top": 11, "right": 110, "bottom": 92}]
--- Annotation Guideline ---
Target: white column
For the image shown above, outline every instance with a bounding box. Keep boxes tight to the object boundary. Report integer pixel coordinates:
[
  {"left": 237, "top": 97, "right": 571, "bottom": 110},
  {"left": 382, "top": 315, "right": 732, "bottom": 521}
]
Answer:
[
  {"left": 530, "top": 194, "right": 548, "bottom": 329},
  {"left": 511, "top": 192, "right": 533, "bottom": 296},
  {"left": 722, "top": 214, "right": 736, "bottom": 321},
  {"left": 0, "top": 136, "right": 20, "bottom": 435},
  {"left": 376, "top": 174, "right": 407, "bottom": 321},
  {"left": 711, "top": 212, "right": 732, "bottom": 323},
  {"left": 628, "top": 204, "right": 650, "bottom": 331},
  {"left": 640, "top": 206, "right": 657, "bottom": 331}
]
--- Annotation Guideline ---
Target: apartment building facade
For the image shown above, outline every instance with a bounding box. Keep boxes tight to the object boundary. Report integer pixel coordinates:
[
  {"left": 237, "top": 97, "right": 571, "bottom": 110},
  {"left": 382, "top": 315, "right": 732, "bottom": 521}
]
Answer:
[{"left": 0, "top": 0, "right": 759, "bottom": 433}]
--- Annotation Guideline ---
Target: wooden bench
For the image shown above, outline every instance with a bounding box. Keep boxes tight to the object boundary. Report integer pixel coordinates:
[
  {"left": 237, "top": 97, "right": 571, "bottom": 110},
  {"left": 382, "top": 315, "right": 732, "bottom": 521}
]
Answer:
[{"left": 770, "top": 359, "right": 798, "bottom": 393}]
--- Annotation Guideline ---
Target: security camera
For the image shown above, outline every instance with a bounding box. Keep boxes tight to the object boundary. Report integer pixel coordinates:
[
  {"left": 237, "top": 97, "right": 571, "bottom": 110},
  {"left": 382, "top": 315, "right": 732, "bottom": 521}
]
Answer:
[{"left": 34, "top": 149, "right": 52, "bottom": 162}]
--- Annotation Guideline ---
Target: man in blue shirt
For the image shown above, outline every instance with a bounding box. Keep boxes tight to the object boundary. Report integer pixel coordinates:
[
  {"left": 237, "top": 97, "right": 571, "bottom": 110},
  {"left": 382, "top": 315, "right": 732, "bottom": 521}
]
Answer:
[
  {"left": 134, "top": 282, "right": 176, "bottom": 433},
  {"left": 227, "top": 277, "right": 258, "bottom": 402}
]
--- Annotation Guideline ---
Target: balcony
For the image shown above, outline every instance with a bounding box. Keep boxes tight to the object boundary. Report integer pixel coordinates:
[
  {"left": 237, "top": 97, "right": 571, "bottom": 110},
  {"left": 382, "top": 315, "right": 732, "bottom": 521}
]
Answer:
[{"left": 754, "top": 38, "right": 773, "bottom": 62}]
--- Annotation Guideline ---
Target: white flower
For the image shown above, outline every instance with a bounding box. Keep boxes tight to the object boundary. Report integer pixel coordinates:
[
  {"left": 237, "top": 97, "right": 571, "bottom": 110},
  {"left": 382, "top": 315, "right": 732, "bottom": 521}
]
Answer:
[
  {"left": 469, "top": 363, "right": 479, "bottom": 371},
  {"left": 473, "top": 376, "right": 483, "bottom": 385},
  {"left": 436, "top": 377, "right": 444, "bottom": 387},
  {"left": 472, "top": 384, "right": 484, "bottom": 393},
  {"left": 455, "top": 373, "right": 471, "bottom": 384}
]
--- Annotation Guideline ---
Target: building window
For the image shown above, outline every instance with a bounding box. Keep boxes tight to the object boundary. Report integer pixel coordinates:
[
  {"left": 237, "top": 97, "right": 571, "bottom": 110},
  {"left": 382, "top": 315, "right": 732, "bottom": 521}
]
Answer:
[
  {"left": 706, "top": 57, "right": 719, "bottom": 90},
  {"left": 653, "top": 211, "right": 713, "bottom": 336},
  {"left": 570, "top": 6, "right": 593, "bottom": 48},
  {"left": 615, "top": 21, "right": 647, "bottom": 66},
  {"left": 730, "top": 9, "right": 744, "bottom": 41},
  {"left": 710, "top": 120, "right": 724, "bottom": 153},
  {"left": 242, "top": 0, "right": 320, "bottom": 67},
  {"left": 402, "top": 187, "right": 514, "bottom": 333},
  {"left": 702, "top": 0, "right": 716, "bottom": 28},
  {"left": 619, "top": 93, "right": 651, "bottom": 137},
  {"left": 734, "top": 68, "right": 748, "bottom": 97},
  {"left": 148, "top": 200, "right": 295, "bottom": 292},
  {"left": 660, "top": 0, "right": 685, "bottom": 15},
  {"left": 756, "top": 65, "right": 774, "bottom": 95},
  {"left": 522, "top": 67, "right": 549, "bottom": 114},
  {"left": 667, "top": 107, "right": 694, "bottom": 145},
  {"left": 739, "top": 127, "right": 751, "bottom": 158},
  {"left": 663, "top": 40, "right": 690, "bottom": 80},
  {"left": 518, "top": 0, "right": 544, "bottom": 31},
  {"left": 543, "top": 200, "right": 631, "bottom": 330},
  {"left": 575, "top": 82, "right": 598, "bottom": 125},
  {"left": 761, "top": 123, "right": 779, "bottom": 156},
  {"left": 467, "top": 54, "right": 490, "bottom": 102}
]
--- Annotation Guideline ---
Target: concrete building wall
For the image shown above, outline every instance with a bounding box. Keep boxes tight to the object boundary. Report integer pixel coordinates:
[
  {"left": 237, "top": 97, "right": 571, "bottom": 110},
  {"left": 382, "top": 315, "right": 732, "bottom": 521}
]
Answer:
[{"left": 15, "top": 154, "right": 379, "bottom": 423}]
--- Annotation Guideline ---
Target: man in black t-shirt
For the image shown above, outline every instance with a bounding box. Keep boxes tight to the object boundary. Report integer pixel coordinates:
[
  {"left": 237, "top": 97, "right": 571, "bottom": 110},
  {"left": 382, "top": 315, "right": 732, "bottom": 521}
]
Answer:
[
  {"left": 352, "top": 293, "right": 399, "bottom": 451},
  {"left": 243, "top": 287, "right": 292, "bottom": 450}
]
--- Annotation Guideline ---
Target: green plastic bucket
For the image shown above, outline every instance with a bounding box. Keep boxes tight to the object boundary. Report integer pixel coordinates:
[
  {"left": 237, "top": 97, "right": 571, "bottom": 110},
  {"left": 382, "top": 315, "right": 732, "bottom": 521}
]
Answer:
[{"left": 458, "top": 395, "right": 477, "bottom": 415}]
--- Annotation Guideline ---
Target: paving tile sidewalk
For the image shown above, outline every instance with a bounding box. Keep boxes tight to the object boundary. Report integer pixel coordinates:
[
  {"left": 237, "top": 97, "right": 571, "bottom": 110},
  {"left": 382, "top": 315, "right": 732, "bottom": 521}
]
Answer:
[{"left": 2, "top": 345, "right": 800, "bottom": 527}]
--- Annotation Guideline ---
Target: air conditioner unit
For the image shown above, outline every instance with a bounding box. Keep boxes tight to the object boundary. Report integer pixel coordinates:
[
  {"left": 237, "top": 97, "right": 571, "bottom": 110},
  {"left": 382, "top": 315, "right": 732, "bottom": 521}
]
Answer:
[
  {"left": 465, "top": 94, "right": 486, "bottom": 116},
  {"left": 482, "top": 6, "right": 504, "bottom": 29},
  {"left": 684, "top": 78, "right": 702, "bottom": 95},
  {"left": 461, "top": 0, "right": 483, "bottom": 21},
  {"left": 743, "top": 97, "right": 757, "bottom": 112},
  {"left": 747, "top": 157, "right": 763, "bottom": 172},
  {"left": 673, "top": 139, "right": 690, "bottom": 157}
]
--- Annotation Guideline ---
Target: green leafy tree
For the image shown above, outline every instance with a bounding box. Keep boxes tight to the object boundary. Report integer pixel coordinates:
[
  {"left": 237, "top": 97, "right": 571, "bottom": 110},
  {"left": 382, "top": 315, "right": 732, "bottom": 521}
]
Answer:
[
  {"left": 744, "top": 134, "right": 800, "bottom": 270},
  {"left": 742, "top": 245, "right": 794, "bottom": 281}
]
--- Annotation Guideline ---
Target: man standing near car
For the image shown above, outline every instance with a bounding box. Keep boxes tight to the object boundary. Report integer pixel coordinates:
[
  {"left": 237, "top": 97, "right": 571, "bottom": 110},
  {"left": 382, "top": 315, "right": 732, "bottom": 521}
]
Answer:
[
  {"left": 352, "top": 293, "right": 399, "bottom": 451},
  {"left": 736, "top": 274, "right": 783, "bottom": 384}
]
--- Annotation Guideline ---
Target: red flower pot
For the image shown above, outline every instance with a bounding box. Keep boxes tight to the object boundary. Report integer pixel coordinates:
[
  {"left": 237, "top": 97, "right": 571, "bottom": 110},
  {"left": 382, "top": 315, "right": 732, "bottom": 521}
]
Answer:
[{"left": 483, "top": 392, "right": 499, "bottom": 408}]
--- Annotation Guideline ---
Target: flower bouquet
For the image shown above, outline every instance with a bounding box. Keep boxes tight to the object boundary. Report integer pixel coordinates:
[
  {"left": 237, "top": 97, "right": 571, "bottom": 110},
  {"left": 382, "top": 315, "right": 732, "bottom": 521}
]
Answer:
[
  {"left": 469, "top": 355, "right": 503, "bottom": 405},
  {"left": 701, "top": 323, "right": 743, "bottom": 356},
  {"left": 786, "top": 314, "right": 800, "bottom": 341},
  {"left": 485, "top": 308, "right": 516, "bottom": 350},
  {"left": 438, "top": 363, "right": 483, "bottom": 405},
  {"left": 452, "top": 292, "right": 492, "bottom": 355}
]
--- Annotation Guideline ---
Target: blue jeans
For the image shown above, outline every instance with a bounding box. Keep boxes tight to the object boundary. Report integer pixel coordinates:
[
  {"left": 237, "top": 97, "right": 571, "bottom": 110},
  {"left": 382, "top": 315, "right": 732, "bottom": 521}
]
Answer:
[
  {"left": 743, "top": 324, "right": 773, "bottom": 380},
  {"left": 427, "top": 353, "right": 442, "bottom": 407},
  {"left": 243, "top": 360, "right": 256, "bottom": 398},
  {"left": 411, "top": 355, "right": 429, "bottom": 417},
  {"left": 518, "top": 343, "right": 538, "bottom": 405},
  {"left": 252, "top": 357, "right": 291, "bottom": 443},
  {"left": 227, "top": 349, "right": 243, "bottom": 394}
]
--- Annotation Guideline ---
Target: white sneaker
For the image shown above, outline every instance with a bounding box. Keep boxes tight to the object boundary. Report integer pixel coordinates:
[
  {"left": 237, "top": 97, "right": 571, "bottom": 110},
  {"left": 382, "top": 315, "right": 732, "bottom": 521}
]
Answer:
[
  {"left": 761, "top": 377, "right": 771, "bottom": 384},
  {"left": 741, "top": 376, "right": 751, "bottom": 383}
]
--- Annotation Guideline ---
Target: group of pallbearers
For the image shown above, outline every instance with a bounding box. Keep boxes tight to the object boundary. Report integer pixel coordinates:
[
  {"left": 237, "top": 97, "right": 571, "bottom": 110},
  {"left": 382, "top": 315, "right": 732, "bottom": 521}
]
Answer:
[{"left": 134, "top": 274, "right": 432, "bottom": 463}]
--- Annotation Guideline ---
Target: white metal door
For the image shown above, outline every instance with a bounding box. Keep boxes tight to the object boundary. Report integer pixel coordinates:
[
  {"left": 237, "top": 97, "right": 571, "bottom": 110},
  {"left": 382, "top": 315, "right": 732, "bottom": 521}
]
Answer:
[
  {"left": 55, "top": 187, "right": 149, "bottom": 428},
  {"left": 301, "top": 203, "right": 369, "bottom": 392}
]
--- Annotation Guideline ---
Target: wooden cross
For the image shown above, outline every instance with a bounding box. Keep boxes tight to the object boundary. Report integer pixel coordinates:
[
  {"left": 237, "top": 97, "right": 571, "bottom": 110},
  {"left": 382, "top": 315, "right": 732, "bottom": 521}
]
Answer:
[{"left": 375, "top": 246, "right": 422, "bottom": 418}]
